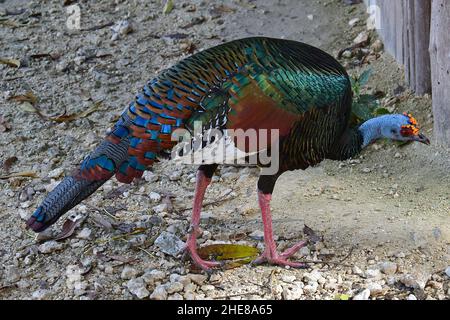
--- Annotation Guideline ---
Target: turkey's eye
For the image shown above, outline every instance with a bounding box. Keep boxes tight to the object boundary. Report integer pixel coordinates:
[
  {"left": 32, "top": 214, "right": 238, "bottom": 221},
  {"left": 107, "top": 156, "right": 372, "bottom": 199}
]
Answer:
[{"left": 391, "top": 129, "right": 398, "bottom": 135}]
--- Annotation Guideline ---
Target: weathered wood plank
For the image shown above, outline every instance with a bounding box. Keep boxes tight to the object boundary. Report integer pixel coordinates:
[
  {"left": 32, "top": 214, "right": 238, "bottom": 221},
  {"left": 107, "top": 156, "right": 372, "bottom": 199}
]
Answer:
[{"left": 430, "top": 0, "right": 450, "bottom": 146}]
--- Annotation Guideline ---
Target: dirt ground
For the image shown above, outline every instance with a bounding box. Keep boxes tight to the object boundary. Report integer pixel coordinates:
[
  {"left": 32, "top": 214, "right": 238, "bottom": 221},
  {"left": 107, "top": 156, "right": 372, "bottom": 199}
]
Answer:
[{"left": 0, "top": 0, "right": 449, "bottom": 300}]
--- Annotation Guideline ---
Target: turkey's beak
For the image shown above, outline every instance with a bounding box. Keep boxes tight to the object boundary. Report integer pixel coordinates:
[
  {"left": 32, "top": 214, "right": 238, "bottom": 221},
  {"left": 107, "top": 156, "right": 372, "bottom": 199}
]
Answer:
[{"left": 416, "top": 133, "right": 430, "bottom": 145}]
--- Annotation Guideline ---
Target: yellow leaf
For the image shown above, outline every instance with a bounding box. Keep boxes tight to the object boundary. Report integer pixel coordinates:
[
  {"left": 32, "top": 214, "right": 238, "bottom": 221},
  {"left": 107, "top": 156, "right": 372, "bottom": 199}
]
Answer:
[
  {"left": 197, "top": 244, "right": 259, "bottom": 269},
  {"left": 0, "top": 58, "right": 21, "bottom": 68},
  {"left": 163, "top": 0, "right": 174, "bottom": 14}
]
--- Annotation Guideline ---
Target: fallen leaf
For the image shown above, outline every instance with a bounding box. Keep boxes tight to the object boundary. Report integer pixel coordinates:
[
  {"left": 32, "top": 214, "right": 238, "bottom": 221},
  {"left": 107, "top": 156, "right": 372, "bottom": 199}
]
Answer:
[
  {"left": 0, "top": 171, "right": 37, "bottom": 179},
  {"left": 90, "top": 214, "right": 114, "bottom": 231},
  {"left": 2, "top": 156, "right": 18, "bottom": 172},
  {"left": 0, "top": 58, "right": 20, "bottom": 68},
  {"left": 53, "top": 213, "right": 85, "bottom": 241},
  {"left": 198, "top": 244, "right": 259, "bottom": 269},
  {"left": 182, "top": 16, "right": 206, "bottom": 29},
  {"left": 303, "top": 224, "right": 323, "bottom": 243},
  {"left": 8, "top": 91, "right": 38, "bottom": 104},
  {"left": 163, "top": 0, "right": 174, "bottom": 14},
  {"left": 50, "top": 101, "right": 102, "bottom": 122},
  {"left": 336, "top": 294, "right": 350, "bottom": 300},
  {"left": 104, "top": 184, "right": 131, "bottom": 199}
]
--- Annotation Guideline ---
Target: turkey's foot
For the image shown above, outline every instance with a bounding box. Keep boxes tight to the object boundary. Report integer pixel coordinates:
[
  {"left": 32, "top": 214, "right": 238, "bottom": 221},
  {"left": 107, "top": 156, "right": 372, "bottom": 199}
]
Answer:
[
  {"left": 183, "top": 237, "right": 222, "bottom": 272},
  {"left": 252, "top": 240, "right": 308, "bottom": 268}
]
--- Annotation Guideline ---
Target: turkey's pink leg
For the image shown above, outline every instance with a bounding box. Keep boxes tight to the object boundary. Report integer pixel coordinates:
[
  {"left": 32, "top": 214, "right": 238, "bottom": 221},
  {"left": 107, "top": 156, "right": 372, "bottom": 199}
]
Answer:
[
  {"left": 184, "top": 170, "right": 221, "bottom": 271},
  {"left": 252, "top": 191, "right": 307, "bottom": 268}
]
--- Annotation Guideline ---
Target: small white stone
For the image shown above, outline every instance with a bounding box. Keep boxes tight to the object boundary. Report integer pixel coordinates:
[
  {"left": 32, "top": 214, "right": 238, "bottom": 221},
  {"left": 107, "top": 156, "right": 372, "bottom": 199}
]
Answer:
[
  {"left": 121, "top": 266, "right": 138, "bottom": 280},
  {"left": 32, "top": 289, "right": 50, "bottom": 300},
  {"left": 303, "top": 270, "right": 322, "bottom": 283},
  {"left": 166, "top": 281, "right": 184, "bottom": 294},
  {"left": 249, "top": 230, "right": 264, "bottom": 240},
  {"left": 38, "top": 241, "right": 64, "bottom": 254},
  {"left": 149, "top": 192, "right": 162, "bottom": 202},
  {"left": 365, "top": 268, "right": 382, "bottom": 279},
  {"left": 299, "top": 246, "right": 310, "bottom": 257},
  {"left": 48, "top": 168, "right": 64, "bottom": 179},
  {"left": 77, "top": 228, "right": 92, "bottom": 240},
  {"left": 353, "top": 31, "right": 369, "bottom": 44},
  {"left": 380, "top": 262, "right": 397, "bottom": 275},
  {"left": 353, "top": 265, "right": 364, "bottom": 276},
  {"left": 282, "top": 284, "right": 303, "bottom": 300},
  {"left": 444, "top": 266, "right": 450, "bottom": 278},
  {"left": 150, "top": 285, "right": 168, "bottom": 300},
  {"left": 348, "top": 18, "right": 360, "bottom": 27},
  {"left": 407, "top": 294, "right": 417, "bottom": 300},
  {"left": 281, "top": 275, "right": 297, "bottom": 283},
  {"left": 307, "top": 14, "right": 314, "bottom": 20},
  {"left": 142, "top": 269, "right": 166, "bottom": 285},
  {"left": 127, "top": 278, "right": 149, "bottom": 299},
  {"left": 188, "top": 274, "right": 207, "bottom": 286},
  {"left": 303, "top": 282, "right": 318, "bottom": 294},
  {"left": 152, "top": 203, "right": 168, "bottom": 214},
  {"left": 367, "top": 283, "right": 383, "bottom": 295},
  {"left": 353, "top": 289, "right": 371, "bottom": 300}
]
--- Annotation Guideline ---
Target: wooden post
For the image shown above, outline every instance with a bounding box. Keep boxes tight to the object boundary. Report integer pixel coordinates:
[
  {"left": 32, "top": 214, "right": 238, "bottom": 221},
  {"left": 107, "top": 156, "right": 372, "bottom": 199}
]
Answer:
[
  {"left": 413, "top": 0, "right": 431, "bottom": 95},
  {"left": 430, "top": 0, "right": 450, "bottom": 146}
]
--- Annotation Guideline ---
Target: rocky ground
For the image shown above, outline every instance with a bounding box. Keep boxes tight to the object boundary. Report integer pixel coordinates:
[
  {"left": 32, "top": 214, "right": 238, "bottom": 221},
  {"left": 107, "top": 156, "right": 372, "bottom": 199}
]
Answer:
[{"left": 0, "top": 0, "right": 449, "bottom": 300}]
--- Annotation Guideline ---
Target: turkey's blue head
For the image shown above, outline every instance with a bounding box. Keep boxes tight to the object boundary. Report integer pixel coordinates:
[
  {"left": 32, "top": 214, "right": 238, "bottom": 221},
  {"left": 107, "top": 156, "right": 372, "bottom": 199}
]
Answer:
[
  {"left": 360, "top": 113, "right": 430, "bottom": 147},
  {"left": 381, "top": 113, "right": 430, "bottom": 145}
]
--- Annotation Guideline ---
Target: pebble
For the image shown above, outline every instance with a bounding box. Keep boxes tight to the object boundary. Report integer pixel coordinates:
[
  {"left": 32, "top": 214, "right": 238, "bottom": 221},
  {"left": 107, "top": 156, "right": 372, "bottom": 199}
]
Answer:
[
  {"left": 142, "top": 269, "right": 166, "bottom": 285},
  {"left": 380, "top": 261, "right": 397, "bottom": 275},
  {"left": 282, "top": 284, "right": 303, "bottom": 300},
  {"left": 353, "top": 289, "right": 371, "bottom": 300},
  {"left": 38, "top": 241, "right": 64, "bottom": 254},
  {"left": 66, "top": 265, "right": 83, "bottom": 290},
  {"left": 152, "top": 203, "right": 169, "bottom": 214},
  {"left": 444, "top": 266, "right": 450, "bottom": 278},
  {"left": 400, "top": 274, "right": 428, "bottom": 290},
  {"left": 126, "top": 278, "right": 150, "bottom": 299},
  {"left": 143, "top": 171, "right": 159, "bottom": 183},
  {"left": 5, "top": 265, "right": 20, "bottom": 283},
  {"left": 281, "top": 274, "right": 297, "bottom": 283},
  {"left": 150, "top": 285, "right": 168, "bottom": 300},
  {"left": 249, "top": 230, "right": 264, "bottom": 241},
  {"left": 111, "top": 19, "right": 133, "bottom": 41},
  {"left": 76, "top": 228, "right": 92, "bottom": 240},
  {"left": 201, "top": 284, "right": 215, "bottom": 292},
  {"left": 167, "top": 281, "right": 184, "bottom": 294},
  {"left": 18, "top": 209, "right": 29, "bottom": 221},
  {"left": 168, "top": 293, "right": 184, "bottom": 300},
  {"left": 184, "top": 283, "right": 197, "bottom": 293},
  {"left": 32, "top": 289, "right": 50, "bottom": 300},
  {"left": 353, "top": 31, "right": 369, "bottom": 44},
  {"left": 407, "top": 294, "right": 417, "bottom": 300},
  {"left": 352, "top": 265, "right": 364, "bottom": 276},
  {"left": 169, "top": 171, "right": 182, "bottom": 181},
  {"left": 367, "top": 283, "right": 383, "bottom": 295},
  {"left": 188, "top": 274, "right": 208, "bottom": 286},
  {"left": 154, "top": 231, "right": 185, "bottom": 257},
  {"left": 121, "top": 266, "right": 138, "bottom": 280},
  {"left": 149, "top": 192, "right": 162, "bottom": 202},
  {"left": 371, "top": 39, "right": 384, "bottom": 52},
  {"left": 47, "top": 168, "right": 64, "bottom": 179},
  {"left": 365, "top": 268, "right": 382, "bottom": 280},
  {"left": 303, "top": 269, "right": 322, "bottom": 283},
  {"left": 348, "top": 18, "right": 360, "bottom": 27},
  {"left": 299, "top": 246, "right": 310, "bottom": 257},
  {"left": 303, "top": 282, "right": 318, "bottom": 294}
]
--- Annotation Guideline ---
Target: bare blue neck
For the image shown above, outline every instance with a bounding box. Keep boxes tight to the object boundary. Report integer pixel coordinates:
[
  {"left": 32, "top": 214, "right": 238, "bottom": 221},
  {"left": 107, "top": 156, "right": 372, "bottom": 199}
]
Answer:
[{"left": 358, "top": 115, "right": 404, "bottom": 148}]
